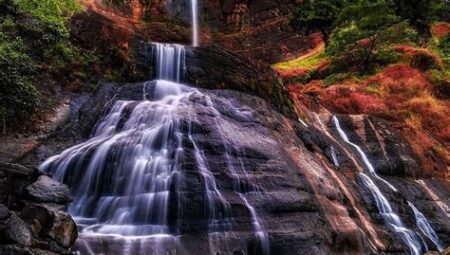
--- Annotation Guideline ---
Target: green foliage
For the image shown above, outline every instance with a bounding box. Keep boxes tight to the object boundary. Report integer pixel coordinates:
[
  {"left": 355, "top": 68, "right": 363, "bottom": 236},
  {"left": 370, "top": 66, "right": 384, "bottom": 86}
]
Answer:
[
  {"left": 392, "top": 0, "right": 433, "bottom": 24},
  {"left": 393, "top": 0, "right": 449, "bottom": 24},
  {"left": 328, "top": 0, "right": 417, "bottom": 73},
  {"left": 0, "top": 0, "right": 83, "bottom": 131},
  {"left": 0, "top": 35, "right": 39, "bottom": 133},
  {"left": 438, "top": 34, "right": 450, "bottom": 60},
  {"left": 430, "top": 1, "right": 450, "bottom": 22},
  {"left": 290, "top": 0, "right": 346, "bottom": 45},
  {"left": 15, "top": 0, "right": 81, "bottom": 27}
]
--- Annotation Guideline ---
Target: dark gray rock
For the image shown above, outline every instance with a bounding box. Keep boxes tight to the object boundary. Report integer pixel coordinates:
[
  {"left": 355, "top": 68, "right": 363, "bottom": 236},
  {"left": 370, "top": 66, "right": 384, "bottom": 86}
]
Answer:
[
  {"left": 0, "top": 244, "right": 60, "bottom": 255},
  {"left": 25, "top": 176, "right": 71, "bottom": 204},
  {"left": 0, "top": 204, "right": 9, "bottom": 220},
  {"left": 4, "top": 212, "right": 34, "bottom": 246},
  {"left": 20, "top": 203, "right": 77, "bottom": 249}
]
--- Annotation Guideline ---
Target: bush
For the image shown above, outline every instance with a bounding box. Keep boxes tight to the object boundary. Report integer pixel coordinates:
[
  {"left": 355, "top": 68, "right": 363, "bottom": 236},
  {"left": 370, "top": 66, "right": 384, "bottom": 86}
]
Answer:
[
  {"left": 438, "top": 34, "right": 450, "bottom": 59},
  {"left": 0, "top": 36, "right": 39, "bottom": 133},
  {"left": 0, "top": 0, "right": 82, "bottom": 132},
  {"left": 411, "top": 50, "right": 443, "bottom": 71}
]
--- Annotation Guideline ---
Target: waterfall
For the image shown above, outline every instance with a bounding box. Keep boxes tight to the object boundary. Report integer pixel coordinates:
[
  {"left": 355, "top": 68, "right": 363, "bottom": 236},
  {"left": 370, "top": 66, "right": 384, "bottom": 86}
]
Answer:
[
  {"left": 213, "top": 114, "right": 271, "bottom": 255},
  {"left": 408, "top": 202, "right": 444, "bottom": 252},
  {"left": 190, "top": 0, "right": 199, "bottom": 47},
  {"left": 332, "top": 116, "right": 425, "bottom": 255},
  {"left": 153, "top": 43, "right": 186, "bottom": 82},
  {"left": 40, "top": 41, "right": 269, "bottom": 253},
  {"left": 359, "top": 174, "right": 423, "bottom": 255},
  {"left": 331, "top": 146, "right": 339, "bottom": 167},
  {"left": 332, "top": 116, "right": 398, "bottom": 192},
  {"left": 40, "top": 81, "right": 190, "bottom": 238}
]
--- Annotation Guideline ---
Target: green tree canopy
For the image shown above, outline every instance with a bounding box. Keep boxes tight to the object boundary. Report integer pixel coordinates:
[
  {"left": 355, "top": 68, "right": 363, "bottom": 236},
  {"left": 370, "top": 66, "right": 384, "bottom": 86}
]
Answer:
[
  {"left": 290, "top": 0, "right": 346, "bottom": 45},
  {"left": 328, "top": 0, "right": 417, "bottom": 72}
]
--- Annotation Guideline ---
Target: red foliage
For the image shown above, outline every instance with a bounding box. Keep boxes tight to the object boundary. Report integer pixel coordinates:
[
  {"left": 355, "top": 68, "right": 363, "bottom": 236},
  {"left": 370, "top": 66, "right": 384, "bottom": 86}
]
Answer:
[
  {"left": 393, "top": 45, "right": 443, "bottom": 70},
  {"left": 431, "top": 22, "right": 450, "bottom": 38},
  {"left": 365, "top": 64, "right": 430, "bottom": 97},
  {"left": 327, "top": 92, "right": 387, "bottom": 114}
]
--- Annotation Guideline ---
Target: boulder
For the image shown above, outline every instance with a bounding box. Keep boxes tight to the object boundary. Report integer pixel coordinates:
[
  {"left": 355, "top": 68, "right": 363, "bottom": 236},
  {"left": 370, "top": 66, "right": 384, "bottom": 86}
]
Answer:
[
  {"left": 47, "top": 208, "right": 77, "bottom": 248},
  {"left": 4, "top": 212, "right": 34, "bottom": 246},
  {"left": 20, "top": 203, "right": 77, "bottom": 248},
  {"left": 25, "top": 176, "right": 72, "bottom": 204}
]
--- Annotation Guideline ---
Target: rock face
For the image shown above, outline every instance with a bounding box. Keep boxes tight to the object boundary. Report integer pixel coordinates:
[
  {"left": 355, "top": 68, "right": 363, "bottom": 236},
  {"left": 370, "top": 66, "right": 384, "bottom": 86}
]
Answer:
[
  {"left": 21, "top": 80, "right": 449, "bottom": 254},
  {"left": 0, "top": 162, "right": 77, "bottom": 254},
  {"left": 73, "top": 0, "right": 321, "bottom": 72}
]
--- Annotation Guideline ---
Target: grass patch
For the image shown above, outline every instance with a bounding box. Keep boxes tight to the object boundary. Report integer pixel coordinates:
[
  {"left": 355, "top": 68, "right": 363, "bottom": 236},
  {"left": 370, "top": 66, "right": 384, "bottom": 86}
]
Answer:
[{"left": 273, "top": 44, "right": 327, "bottom": 71}]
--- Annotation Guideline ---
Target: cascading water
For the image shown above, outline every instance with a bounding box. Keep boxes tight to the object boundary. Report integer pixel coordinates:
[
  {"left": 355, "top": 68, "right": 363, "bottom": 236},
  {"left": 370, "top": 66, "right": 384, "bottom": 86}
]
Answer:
[
  {"left": 40, "top": 80, "right": 191, "bottom": 254},
  {"left": 39, "top": 42, "right": 269, "bottom": 254},
  {"left": 212, "top": 108, "right": 270, "bottom": 255},
  {"left": 408, "top": 202, "right": 444, "bottom": 252},
  {"left": 332, "top": 116, "right": 397, "bottom": 192},
  {"left": 153, "top": 43, "right": 186, "bottom": 82},
  {"left": 332, "top": 116, "right": 428, "bottom": 255},
  {"left": 358, "top": 174, "right": 423, "bottom": 255},
  {"left": 330, "top": 146, "right": 339, "bottom": 167}
]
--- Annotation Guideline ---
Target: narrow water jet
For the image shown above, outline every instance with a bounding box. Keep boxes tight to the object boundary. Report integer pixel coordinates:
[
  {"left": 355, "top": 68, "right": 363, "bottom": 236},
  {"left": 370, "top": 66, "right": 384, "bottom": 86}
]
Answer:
[
  {"left": 331, "top": 146, "right": 339, "bottom": 167},
  {"left": 190, "top": 0, "right": 199, "bottom": 47}
]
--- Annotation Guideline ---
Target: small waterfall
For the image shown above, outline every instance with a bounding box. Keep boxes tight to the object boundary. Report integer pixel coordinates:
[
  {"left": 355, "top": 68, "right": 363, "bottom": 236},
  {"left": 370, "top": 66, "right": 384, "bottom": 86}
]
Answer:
[
  {"left": 359, "top": 174, "right": 423, "bottom": 255},
  {"left": 331, "top": 146, "right": 339, "bottom": 167},
  {"left": 332, "top": 116, "right": 397, "bottom": 192},
  {"left": 408, "top": 202, "right": 444, "bottom": 252},
  {"left": 153, "top": 43, "right": 186, "bottom": 82},
  {"left": 190, "top": 0, "right": 199, "bottom": 46},
  {"left": 332, "top": 116, "right": 425, "bottom": 255},
  {"left": 188, "top": 132, "right": 233, "bottom": 233}
]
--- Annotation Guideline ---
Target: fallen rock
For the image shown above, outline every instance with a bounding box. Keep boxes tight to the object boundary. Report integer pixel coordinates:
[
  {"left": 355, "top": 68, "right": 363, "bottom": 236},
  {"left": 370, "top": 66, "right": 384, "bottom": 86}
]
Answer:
[
  {"left": 0, "top": 162, "right": 34, "bottom": 177},
  {"left": 0, "top": 161, "right": 77, "bottom": 253},
  {"left": 20, "top": 203, "right": 77, "bottom": 249},
  {"left": 25, "top": 176, "right": 72, "bottom": 204},
  {"left": 4, "top": 212, "right": 34, "bottom": 246},
  {"left": 47, "top": 208, "right": 77, "bottom": 248}
]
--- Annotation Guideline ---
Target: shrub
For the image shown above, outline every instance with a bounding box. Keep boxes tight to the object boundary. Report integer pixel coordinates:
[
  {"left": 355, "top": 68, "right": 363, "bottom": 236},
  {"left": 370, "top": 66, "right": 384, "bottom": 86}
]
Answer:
[
  {"left": 0, "top": 36, "right": 39, "bottom": 133},
  {"left": 332, "top": 92, "right": 387, "bottom": 113},
  {"left": 410, "top": 50, "right": 443, "bottom": 71},
  {"left": 438, "top": 34, "right": 450, "bottom": 59}
]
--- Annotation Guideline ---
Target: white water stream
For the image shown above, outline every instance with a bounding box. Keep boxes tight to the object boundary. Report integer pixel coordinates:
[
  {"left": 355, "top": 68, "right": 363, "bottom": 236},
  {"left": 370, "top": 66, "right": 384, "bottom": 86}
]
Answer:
[{"left": 332, "top": 116, "right": 443, "bottom": 255}]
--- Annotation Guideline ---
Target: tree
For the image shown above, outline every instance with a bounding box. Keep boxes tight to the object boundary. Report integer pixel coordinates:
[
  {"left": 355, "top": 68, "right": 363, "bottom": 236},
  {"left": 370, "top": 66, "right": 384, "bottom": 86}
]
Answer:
[
  {"left": 290, "top": 0, "right": 345, "bottom": 46},
  {"left": 328, "top": 0, "right": 417, "bottom": 73}
]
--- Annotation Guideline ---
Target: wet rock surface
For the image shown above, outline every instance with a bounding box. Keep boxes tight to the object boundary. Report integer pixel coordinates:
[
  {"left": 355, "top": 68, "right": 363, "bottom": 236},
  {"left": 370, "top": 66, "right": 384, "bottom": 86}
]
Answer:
[
  {"left": 0, "top": 162, "right": 77, "bottom": 254},
  {"left": 16, "top": 81, "right": 449, "bottom": 254}
]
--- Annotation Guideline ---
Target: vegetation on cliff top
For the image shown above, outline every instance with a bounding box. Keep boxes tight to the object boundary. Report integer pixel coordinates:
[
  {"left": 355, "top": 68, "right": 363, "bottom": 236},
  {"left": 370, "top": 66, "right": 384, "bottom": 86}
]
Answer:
[{"left": 283, "top": 0, "right": 449, "bottom": 177}]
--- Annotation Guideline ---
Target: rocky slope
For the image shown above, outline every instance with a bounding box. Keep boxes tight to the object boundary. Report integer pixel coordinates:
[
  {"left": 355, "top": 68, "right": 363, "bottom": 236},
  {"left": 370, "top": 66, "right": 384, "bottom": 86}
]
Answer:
[{"left": 16, "top": 77, "right": 450, "bottom": 254}]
